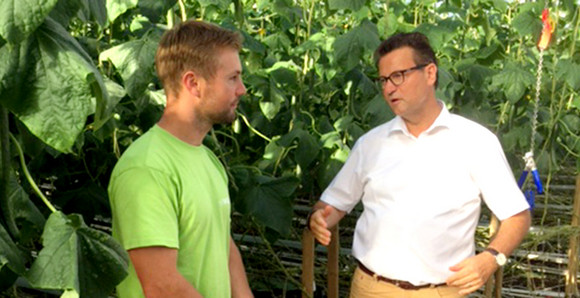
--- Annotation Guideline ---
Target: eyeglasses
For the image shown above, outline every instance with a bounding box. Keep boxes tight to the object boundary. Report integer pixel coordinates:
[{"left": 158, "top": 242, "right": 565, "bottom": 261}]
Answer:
[{"left": 376, "top": 64, "right": 428, "bottom": 88}]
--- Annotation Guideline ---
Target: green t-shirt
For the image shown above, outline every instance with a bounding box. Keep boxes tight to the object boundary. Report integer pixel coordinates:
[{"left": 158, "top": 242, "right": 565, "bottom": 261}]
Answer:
[{"left": 108, "top": 125, "right": 231, "bottom": 297}]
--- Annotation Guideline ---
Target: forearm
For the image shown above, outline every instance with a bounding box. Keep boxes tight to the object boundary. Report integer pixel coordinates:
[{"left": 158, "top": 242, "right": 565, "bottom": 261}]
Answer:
[
  {"left": 229, "top": 237, "right": 253, "bottom": 298},
  {"left": 129, "top": 247, "right": 202, "bottom": 298},
  {"left": 312, "top": 201, "right": 346, "bottom": 228},
  {"left": 488, "top": 209, "right": 531, "bottom": 256}
]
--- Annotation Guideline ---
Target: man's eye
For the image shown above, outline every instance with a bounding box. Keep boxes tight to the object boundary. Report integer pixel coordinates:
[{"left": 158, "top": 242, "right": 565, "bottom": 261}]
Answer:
[{"left": 392, "top": 72, "right": 403, "bottom": 80}]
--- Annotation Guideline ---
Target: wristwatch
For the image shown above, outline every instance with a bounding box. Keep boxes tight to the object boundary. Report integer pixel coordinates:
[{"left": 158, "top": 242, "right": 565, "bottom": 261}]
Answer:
[{"left": 484, "top": 247, "right": 507, "bottom": 267}]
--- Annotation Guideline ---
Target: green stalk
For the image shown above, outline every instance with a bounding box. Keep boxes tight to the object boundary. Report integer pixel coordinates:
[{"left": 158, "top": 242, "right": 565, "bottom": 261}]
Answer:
[
  {"left": 178, "top": 0, "right": 187, "bottom": 22},
  {"left": 9, "top": 134, "right": 57, "bottom": 213},
  {"left": 252, "top": 218, "right": 310, "bottom": 298},
  {"left": 167, "top": 8, "right": 175, "bottom": 28},
  {"left": 570, "top": 5, "right": 580, "bottom": 57},
  {"left": 238, "top": 113, "right": 272, "bottom": 142},
  {"left": 0, "top": 106, "right": 10, "bottom": 221}
]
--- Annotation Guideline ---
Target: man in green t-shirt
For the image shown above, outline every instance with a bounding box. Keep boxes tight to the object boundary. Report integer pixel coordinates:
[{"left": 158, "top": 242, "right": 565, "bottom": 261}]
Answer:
[{"left": 108, "top": 20, "right": 253, "bottom": 297}]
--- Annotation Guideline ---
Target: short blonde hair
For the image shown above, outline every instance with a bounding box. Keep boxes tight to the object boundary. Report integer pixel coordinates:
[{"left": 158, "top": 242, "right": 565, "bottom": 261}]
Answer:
[{"left": 155, "top": 20, "right": 242, "bottom": 97}]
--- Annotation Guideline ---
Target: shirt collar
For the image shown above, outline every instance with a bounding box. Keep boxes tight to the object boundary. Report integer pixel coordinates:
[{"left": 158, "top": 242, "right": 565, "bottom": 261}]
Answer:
[{"left": 388, "top": 100, "right": 451, "bottom": 137}]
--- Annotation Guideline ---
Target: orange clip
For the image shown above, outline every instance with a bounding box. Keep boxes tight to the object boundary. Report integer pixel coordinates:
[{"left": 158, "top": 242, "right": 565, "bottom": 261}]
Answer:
[{"left": 538, "top": 9, "right": 555, "bottom": 50}]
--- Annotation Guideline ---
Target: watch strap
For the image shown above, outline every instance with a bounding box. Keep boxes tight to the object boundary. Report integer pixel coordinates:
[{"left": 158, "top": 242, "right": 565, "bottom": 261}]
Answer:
[{"left": 484, "top": 247, "right": 500, "bottom": 256}]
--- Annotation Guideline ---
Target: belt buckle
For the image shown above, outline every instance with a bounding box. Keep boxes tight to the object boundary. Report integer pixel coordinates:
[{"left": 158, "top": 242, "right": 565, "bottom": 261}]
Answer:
[{"left": 396, "top": 281, "right": 413, "bottom": 290}]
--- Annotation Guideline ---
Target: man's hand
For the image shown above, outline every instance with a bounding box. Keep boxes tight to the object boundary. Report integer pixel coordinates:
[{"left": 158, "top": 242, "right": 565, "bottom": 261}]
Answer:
[
  {"left": 446, "top": 252, "right": 498, "bottom": 295},
  {"left": 309, "top": 205, "right": 334, "bottom": 246}
]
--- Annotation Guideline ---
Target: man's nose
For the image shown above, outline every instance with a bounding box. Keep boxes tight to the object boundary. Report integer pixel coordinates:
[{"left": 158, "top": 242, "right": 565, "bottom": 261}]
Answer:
[
  {"left": 237, "top": 81, "right": 246, "bottom": 96},
  {"left": 383, "top": 80, "right": 397, "bottom": 95}
]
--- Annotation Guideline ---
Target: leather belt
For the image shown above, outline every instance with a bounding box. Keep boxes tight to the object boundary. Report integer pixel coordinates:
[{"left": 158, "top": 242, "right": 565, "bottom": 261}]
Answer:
[{"left": 357, "top": 261, "right": 446, "bottom": 290}]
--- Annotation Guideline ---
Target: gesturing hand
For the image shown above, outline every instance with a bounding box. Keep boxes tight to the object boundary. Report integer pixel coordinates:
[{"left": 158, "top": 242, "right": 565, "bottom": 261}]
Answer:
[
  {"left": 309, "top": 205, "right": 333, "bottom": 246},
  {"left": 446, "top": 252, "right": 499, "bottom": 295}
]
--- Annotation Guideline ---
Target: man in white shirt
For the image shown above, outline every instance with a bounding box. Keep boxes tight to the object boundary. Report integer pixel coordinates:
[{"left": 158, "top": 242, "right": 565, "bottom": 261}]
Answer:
[{"left": 308, "top": 32, "right": 531, "bottom": 297}]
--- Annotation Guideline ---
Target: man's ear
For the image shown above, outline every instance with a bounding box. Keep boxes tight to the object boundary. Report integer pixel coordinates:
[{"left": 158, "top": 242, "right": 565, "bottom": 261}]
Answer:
[
  {"left": 182, "top": 71, "right": 201, "bottom": 97},
  {"left": 426, "top": 63, "right": 438, "bottom": 86}
]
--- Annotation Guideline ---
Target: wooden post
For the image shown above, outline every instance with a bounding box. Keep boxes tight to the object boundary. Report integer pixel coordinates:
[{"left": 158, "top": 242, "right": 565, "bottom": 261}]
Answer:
[
  {"left": 484, "top": 214, "right": 501, "bottom": 298},
  {"left": 565, "top": 174, "right": 580, "bottom": 297},
  {"left": 327, "top": 224, "right": 339, "bottom": 298},
  {"left": 302, "top": 228, "right": 314, "bottom": 298}
]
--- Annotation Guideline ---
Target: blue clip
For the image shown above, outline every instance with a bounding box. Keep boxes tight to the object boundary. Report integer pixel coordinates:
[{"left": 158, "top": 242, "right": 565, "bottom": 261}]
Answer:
[
  {"left": 524, "top": 190, "right": 535, "bottom": 210},
  {"left": 531, "top": 168, "right": 544, "bottom": 194},
  {"left": 518, "top": 152, "right": 544, "bottom": 210}
]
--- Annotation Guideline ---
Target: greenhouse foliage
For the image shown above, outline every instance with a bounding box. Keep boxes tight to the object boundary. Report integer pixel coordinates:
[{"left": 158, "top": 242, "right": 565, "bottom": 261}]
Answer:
[{"left": 0, "top": 0, "right": 579, "bottom": 296}]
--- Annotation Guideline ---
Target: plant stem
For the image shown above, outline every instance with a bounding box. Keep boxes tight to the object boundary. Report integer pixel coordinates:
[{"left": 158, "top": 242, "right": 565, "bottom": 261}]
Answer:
[
  {"left": 167, "top": 8, "right": 174, "bottom": 28},
  {"left": 238, "top": 113, "right": 272, "bottom": 142},
  {"left": 178, "top": 0, "right": 187, "bottom": 22},
  {"left": 570, "top": 5, "right": 580, "bottom": 57},
  {"left": 0, "top": 106, "right": 10, "bottom": 221},
  {"left": 253, "top": 218, "right": 310, "bottom": 297},
  {"left": 9, "top": 134, "right": 57, "bottom": 213}
]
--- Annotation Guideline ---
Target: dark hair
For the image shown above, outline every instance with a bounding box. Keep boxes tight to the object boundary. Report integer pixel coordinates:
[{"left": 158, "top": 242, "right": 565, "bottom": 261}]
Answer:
[
  {"left": 374, "top": 32, "right": 438, "bottom": 87},
  {"left": 155, "top": 20, "right": 243, "bottom": 97}
]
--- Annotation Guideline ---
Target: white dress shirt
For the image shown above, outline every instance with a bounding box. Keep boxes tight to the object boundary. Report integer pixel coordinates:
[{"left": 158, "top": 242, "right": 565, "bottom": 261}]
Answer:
[{"left": 321, "top": 104, "right": 529, "bottom": 285}]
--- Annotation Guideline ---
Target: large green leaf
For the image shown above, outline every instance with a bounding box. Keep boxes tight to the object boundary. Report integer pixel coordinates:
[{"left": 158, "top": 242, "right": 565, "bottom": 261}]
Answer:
[
  {"left": 0, "top": 18, "right": 105, "bottom": 152},
  {"left": 236, "top": 175, "right": 299, "bottom": 236},
  {"left": 49, "top": 0, "right": 83, "bottom": 27},
  {"left": 328, "top": 0, "right": 366, "bottom": 11},
  {"left": 1, "top": 169, "right": 45, "bottom": 241},
  {"left": 198, "top": 0, "right": 231, "bottom": 10},
  {"left": 556, "top": 59, "right": 580, "bottom": 90},
  {"left": 491, "top": 62, "right": 535, "bottom": 103},
  {"left": 106, "top": 0, "right": 138, "bottom": 23},
  {"left": 260, "top": 81, "right": 286, "bottom": 120},
  {"left": 294, "top": 131, "right": 321, "bottom": 169},
  {"left": 80, "top": 0, "right": 108, "bottom": 27},
  {"left": 334, "top": 19, "right": 380, "bottom": 71},
  {"left": 138, "top": 0, "right": 177, "bottom": 23},
  {"left": 278, "top": 128, "right": 322, "bottom": 169},
  {"left": 99, "top": 32, "right": 159, "bottom": 98},
  {"left": 415, "top": 23, "right": 456, "bottom": 50},
  {"left": 512, "top": 10, "right": 542, "bottom": 38},
  {"left": 26, "top": 211, "right": 129, "bottom": 297},
  {"left": 0, "top": 223, "right": 27, "bottom": 277},
  {"left": 0, "top": 0, "right": 58, "bottom": 44}
]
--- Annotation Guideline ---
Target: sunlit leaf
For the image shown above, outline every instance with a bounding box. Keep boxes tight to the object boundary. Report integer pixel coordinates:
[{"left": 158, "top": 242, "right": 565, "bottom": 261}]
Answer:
[
  {"left": 0, "top": 18, "right": 106, "bottom": 152},
  {"left": 198, "top": 0, "right": 231, "bottom": 9},
  {"left": 512, "top": 10, "right": 542, "bottom": 38},
  {"left": 416, "top": 23, "right": 456, "bottom": 50},
  {"left": 0, "top": 0, "right": 58, "bottom": 43},
  {"left": 328, "top": 0, "right": 366, "bottom": 11},
  {"left": 26, "top": 211, "right": 129, "bottom": 297},
  {"left": 491, "top": 62, "right": 535, "bottom": 103},
  {"left": 260, "top": 81, "right": 286, "bottom": 120},
  {"left": 334, "top": 19, "right": 380, "bottom": 71},
  {"left": 99, "top": 31, "right": 159, "bottom": 98},
  {"left": 556, "top": 59, "right": 580, "bottom": 90},
  {"left": 106, "top": 0, "right": 138, "bottom": 23}
]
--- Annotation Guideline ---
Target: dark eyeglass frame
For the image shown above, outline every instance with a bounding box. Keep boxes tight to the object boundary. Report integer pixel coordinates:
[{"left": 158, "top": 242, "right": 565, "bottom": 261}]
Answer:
[{"left": 376, "top": 64, "right": 428, "bottom": 87}]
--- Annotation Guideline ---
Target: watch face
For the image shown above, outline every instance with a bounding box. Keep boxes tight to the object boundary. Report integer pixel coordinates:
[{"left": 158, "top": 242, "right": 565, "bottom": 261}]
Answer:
[{"left": 496, "top": 253, "right": 507, "bottom": 266}]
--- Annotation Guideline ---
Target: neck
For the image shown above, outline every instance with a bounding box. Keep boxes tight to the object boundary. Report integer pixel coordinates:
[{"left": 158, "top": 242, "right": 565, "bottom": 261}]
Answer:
[
  {"left": 157, "top": 96, "right": 211, "bottom": 146},
  {"left": 404, "top": 98, "right": 442, "bottom": 137}
]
